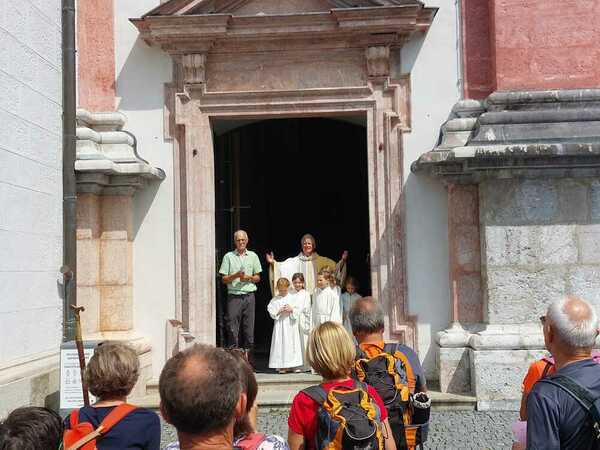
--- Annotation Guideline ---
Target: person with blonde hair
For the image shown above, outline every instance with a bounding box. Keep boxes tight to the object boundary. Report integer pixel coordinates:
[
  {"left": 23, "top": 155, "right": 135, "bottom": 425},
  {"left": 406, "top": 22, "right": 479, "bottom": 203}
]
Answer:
[
  {"left": 268, "top": 278, "right": 303, "bottom": 373},
  {"left": 287, "top": 322, "right": 396, "bottom": 450},
  {"left": 63, "top": 342, "right": 160, "bottom": 449}
]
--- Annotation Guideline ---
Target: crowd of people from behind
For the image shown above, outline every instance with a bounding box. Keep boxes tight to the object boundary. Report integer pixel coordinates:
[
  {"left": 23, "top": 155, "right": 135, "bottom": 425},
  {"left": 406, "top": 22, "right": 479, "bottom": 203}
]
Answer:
[{"left": 0, "top": 229, "right": 599, "bottom": 450}]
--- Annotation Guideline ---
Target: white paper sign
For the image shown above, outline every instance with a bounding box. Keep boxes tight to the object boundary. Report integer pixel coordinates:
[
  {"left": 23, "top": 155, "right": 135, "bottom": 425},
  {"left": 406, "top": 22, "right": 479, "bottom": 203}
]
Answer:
[{"left": 59, "top": 344, "right": 96, "bottom": 409}]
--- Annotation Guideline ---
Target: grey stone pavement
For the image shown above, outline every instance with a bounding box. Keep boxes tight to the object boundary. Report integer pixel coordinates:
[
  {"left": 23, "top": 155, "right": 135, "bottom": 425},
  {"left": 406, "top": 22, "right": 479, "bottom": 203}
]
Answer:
[{"left": 160, "top": 408, "right": 519, "bottom": 449}]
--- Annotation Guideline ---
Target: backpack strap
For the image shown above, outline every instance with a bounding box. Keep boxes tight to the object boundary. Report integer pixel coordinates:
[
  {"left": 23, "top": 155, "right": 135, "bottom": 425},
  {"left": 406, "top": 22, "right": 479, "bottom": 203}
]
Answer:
[
  {"left": 99, "top": 404, "right": 137, "bottom": 434},
  {"left": 385, "top": 343, "right": 417, "bottom": 393},
  {"left": 69, "top": 409, "right": 80, "bottom": 427},
  {"left": 302, "top": 385, "right": 328, "bottom": 404},
  {"left": 541, "top": 360, "right": 553, "bottom": 379},
  {"left": 66, "top": 404, "right": 137, "bottom": 450},
  {"left": 539, "top": 374, "right": 600, "bottom": 440}
]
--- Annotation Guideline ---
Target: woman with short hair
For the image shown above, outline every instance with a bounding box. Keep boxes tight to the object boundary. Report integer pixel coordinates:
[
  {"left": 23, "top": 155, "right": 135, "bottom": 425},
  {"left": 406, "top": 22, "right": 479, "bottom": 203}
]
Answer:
[
  {"left": 63, "top": 342, "right": 160, "bottom": 449},
  {"left": 287, "top": 322, "right": 396, "bottom": 450}
]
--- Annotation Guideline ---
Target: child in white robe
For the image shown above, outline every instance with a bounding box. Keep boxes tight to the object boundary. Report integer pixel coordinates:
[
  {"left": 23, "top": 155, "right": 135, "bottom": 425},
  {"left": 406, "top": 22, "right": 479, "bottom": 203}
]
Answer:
[
  {"left": 268, "top": 277, "right": 303, "bottom": 373},
  {"left": 341, "top": 276, "right": 361, "bottom": 336},
  {"left": 291, "top": 272, "right": 312, "bottom": 371},
  {"left": 312, "top": 272, "right": 342, "bottom": 327}
]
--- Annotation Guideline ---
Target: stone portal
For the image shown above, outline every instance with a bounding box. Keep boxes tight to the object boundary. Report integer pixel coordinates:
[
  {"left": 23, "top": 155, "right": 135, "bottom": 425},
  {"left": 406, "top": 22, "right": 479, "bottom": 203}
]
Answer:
[{"left": 132, "top": 0, "right": 438, "bottom": 350}]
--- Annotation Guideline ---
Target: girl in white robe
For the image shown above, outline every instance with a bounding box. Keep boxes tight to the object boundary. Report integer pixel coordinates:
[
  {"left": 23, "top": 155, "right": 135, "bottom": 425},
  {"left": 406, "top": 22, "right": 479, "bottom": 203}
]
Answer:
[
  {"left": 312, "top": 273, "right": 343, "bottom": 327},
  {"left": 291, "top": 272, "right": 312, "bottom": 371},
  {"left": 268, "top": 278, "right": 303, "bottom": 372},
  {"left": 341, "top": 276, "right": 361, "bottom": 336}
]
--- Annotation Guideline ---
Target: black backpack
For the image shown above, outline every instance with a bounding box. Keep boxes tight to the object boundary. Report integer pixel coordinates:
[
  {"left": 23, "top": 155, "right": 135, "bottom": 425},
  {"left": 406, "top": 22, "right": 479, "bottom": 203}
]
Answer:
[
  {"left": 355, "top": 343, "right": 429, "bottom": 450},
  {"left": 302, "top": 380, "right": 384, "bottom": 450}
]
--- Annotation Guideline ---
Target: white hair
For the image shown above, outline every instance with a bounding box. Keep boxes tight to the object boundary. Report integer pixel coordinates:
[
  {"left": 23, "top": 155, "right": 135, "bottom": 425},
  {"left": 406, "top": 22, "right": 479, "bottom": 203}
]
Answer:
[
  {"left": 233, "top": 230, "right": 248, "bottom": 240},
  {"left": 547, "top": 296, "right": 599, "bottom": 349}
]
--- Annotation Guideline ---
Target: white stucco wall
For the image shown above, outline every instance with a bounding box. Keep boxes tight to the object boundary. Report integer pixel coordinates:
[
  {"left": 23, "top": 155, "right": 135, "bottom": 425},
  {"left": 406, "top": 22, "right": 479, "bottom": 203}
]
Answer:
[
  {"left": 402, "top": 0, "right": 459, "bottom": 380},
  {"left": 114, "top": 1, "right": 175, "bottom": 380},
  {"left": 0, "top": 0, "right": 63, "bottom": 369}
]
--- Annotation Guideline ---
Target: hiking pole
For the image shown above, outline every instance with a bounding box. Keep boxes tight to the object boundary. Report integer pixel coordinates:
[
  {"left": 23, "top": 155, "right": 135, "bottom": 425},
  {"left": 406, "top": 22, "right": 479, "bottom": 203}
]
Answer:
[{"left": 71, "top": 305, "right": 90, "bottom": 406}]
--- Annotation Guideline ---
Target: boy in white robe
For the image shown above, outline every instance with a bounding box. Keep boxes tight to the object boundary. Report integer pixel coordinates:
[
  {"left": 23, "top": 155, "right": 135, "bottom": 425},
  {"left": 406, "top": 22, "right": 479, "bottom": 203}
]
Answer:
[
  {"left": 341, "top": 276, "right": 361, "bottom": 336},
  {"left": 267, "top": 278, "right": 303, "bottom": 373},
  {"left": 312, "top": 273, "right": 342, "bottom": 327},
  {"left": 291, "top": 272, "right": 312, "bottom": 371}
]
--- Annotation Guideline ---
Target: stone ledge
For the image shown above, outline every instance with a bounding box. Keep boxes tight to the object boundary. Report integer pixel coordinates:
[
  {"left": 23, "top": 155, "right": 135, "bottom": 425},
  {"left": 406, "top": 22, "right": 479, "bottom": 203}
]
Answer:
[
  {"left": 412, "top": 89, "right": 600, "bottom": 182},
  {"left": 76, "top": 109, "right": 165, "bottom": 195}
]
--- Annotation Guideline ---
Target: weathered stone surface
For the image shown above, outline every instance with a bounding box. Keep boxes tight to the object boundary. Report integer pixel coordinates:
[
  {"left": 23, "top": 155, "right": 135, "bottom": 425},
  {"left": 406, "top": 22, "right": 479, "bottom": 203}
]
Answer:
[
  {"left": 457, "top": 274, "right": 482, "bottom": 323},
  {"left": 577, "top": 225, "right": 600, "bottom": 264},
  {"left": 484, "top": 226, "right": 537, "bottom": 267},
  {"left": 486, "top": 267, "right": 567, "bottom": 323},
  {"left": 591, "top": 180, "right": 600, "bottom": 221},
  {"left": 568, "top": 266, "right": 600, "bottom": 306},
  {"left": 439, "top": 347, "right": 471, "bottom": 394},
  {"left": 537, "top": 225, "right": 577, "bottom": 265},
  {"left": 558, "top": 179, "right": 589, "bottom": 223},
  {"left": 471, "top": 349, "right": 547, "bottom": 410}
]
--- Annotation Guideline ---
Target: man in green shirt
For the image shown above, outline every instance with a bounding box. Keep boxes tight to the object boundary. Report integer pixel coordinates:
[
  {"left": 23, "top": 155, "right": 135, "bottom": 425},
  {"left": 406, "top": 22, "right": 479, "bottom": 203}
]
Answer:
[{"left": 219, "top": 230, "right": 262, "bottom": 358}]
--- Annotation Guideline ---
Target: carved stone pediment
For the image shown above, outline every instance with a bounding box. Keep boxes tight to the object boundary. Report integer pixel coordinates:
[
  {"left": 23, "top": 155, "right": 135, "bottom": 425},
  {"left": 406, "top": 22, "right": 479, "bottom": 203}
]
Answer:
[
  {"left": 144, "top": 0, "right": 425, "bottom": 16},
  {"left": 132, "top": 0, "right": 436, "bottom": 52}
]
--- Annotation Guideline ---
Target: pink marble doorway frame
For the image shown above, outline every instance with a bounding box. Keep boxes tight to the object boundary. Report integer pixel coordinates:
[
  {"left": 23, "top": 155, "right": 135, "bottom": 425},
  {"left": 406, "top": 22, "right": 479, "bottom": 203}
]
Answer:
[{"left": 171, "top": 80, "right": 416, "bottom": 348}]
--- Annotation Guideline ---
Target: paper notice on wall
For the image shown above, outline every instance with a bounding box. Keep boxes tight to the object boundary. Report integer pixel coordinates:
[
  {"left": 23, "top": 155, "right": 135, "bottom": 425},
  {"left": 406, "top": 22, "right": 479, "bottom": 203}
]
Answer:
[{"left": 59, "top": 342, "right": 97, "bottom": 409}]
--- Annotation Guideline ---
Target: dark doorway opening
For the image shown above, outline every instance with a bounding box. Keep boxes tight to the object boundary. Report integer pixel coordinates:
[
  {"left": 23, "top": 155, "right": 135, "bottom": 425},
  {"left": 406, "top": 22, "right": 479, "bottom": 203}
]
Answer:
[{"left": 214, "top": 117, "right": 371, "bottom": 364}]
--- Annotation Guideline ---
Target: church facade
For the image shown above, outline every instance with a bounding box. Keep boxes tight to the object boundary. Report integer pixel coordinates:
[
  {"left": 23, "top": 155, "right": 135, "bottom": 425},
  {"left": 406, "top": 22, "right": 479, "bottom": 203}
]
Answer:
[{"left": 2, "top": 0, "right": 600, "bottom": 413}]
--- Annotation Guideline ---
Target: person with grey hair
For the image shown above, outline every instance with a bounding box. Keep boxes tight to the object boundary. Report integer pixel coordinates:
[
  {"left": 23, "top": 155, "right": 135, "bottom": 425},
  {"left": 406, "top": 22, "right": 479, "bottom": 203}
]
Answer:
[
  {"left": 350, "top": 297, "right": 428, "bottom": 449},
  {"left": 525, "top": 295, "right": 600, "bottom": 450},
  {"left": 161, "top": 344, "right": 245, "bottom": 450},
  {"left": 219, "top": 230, "right": 262, "bottom": 360}
]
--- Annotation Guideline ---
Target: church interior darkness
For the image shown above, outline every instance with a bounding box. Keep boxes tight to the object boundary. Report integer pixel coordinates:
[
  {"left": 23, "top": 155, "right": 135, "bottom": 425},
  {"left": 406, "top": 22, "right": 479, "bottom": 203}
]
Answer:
[{"left": 214, "top": 117, "right": 371, "bottom": 357}]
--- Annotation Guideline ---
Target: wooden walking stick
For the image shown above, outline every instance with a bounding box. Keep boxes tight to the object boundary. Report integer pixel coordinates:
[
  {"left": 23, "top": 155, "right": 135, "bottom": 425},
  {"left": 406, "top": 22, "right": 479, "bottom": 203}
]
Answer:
[{"left": 71, "top": 305, "right": 90, "bottom": 406}]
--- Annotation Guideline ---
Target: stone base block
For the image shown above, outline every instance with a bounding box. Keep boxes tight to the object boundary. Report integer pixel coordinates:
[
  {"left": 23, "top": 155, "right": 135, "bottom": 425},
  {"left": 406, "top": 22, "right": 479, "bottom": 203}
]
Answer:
[
  {"left": 439, "top": 347, "right": 471, "bottom": 395},
  {"left": 470, "top": 348, "right": 547, "bottom": 411},
  {"left": 0, "top": 352, "right": 60, "bottom": 418}
]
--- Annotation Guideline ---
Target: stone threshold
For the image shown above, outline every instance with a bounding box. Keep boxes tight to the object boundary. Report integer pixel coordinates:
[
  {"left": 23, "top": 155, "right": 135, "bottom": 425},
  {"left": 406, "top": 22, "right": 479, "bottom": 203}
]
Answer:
[{"left": 135, "top": 373, "right": 476, "bottom": 411}]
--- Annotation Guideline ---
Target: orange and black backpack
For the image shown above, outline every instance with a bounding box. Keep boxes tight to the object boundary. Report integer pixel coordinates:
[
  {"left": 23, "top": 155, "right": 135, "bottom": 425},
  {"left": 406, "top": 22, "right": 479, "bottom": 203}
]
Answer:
[
  {"left": 63, "top": 404, "right": 136, "bottom": 450},
  {"left": 302, "top": 380, "right": 385, "bottom": 450},
  {"left": 355, "top": 343, "right": 430, "bottom": 450}
]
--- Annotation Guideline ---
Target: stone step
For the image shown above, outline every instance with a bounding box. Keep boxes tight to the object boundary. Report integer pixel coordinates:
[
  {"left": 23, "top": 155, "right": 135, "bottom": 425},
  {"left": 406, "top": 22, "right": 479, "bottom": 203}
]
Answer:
[{"left": 138, "top": 374, "right": 476, "bottom": 411}]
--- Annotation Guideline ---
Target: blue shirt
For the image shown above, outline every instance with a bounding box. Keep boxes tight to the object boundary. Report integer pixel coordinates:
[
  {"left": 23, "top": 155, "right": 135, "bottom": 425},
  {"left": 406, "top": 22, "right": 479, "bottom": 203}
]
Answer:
[
  {"left": 527, "top": 358, "right": 600, "bottom": 450},
  {"left": 64, "top": 406, "right": 160, "bottom": 450}
]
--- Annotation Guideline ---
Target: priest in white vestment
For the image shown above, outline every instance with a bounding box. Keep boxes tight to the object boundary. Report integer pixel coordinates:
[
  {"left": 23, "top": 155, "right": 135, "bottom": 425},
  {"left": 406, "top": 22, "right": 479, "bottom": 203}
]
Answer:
[
  {"left": 266, "top": 234, "right": 347, "bottom": 295},
  {"left": 267, "top": 278, "right": 303, "bottom": 372}
]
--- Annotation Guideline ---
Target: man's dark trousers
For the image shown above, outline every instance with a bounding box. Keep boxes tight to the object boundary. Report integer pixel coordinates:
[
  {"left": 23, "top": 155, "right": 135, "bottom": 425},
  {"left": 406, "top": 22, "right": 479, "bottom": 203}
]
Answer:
[{"left": 227, "top": 292, "right": 255, "bottom": 350}]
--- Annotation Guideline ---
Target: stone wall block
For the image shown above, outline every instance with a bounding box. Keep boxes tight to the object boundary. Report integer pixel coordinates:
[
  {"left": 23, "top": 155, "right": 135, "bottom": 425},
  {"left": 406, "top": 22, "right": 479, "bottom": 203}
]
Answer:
[
  {"left": 449, "top": 184, "right": 479, "bottom": 226},
  {"left": 568, "top": 266, "right": 600, "bottom": 308},
  {"left": 456, "top": 225, "right": 481, "bottom": 271},
  {"left": 537, "top": 225, "right": 578, "bottom": 265},
  {"left": 577, "top": 225, "right": 600, "bottom": 264},
  {"left": 100, "top": 239, "right": 130, "bottom": 285},
  {"left": 100, "top": 285, "right": 133, "bottom": 331},
  {"left": 558, "top": 179, "right": 589, "bottom": 223},
  {"left": 591, "top": 180, "right": 600, "bottom": 221},
  {"left": 471, "top": 349, "right": 547, "bottom": 410},
  {"left": 77, "top": 286, "right": 100, "bottom": 335},
  {"left": 76, "top": 238, "right": 100, "bottom": 286},
  {"left": 458, "top": 274, "right": 483, "bottom": 323},
  {"left": 101, "top": 196, "right": 133, "bottom": 238},
  {"left": 77, "top": 193, "right": 101, "bottom": 238},
  {"left": 439, "top": 347, "right": 471, "bottom": 394},
  {"left": 485, "top": 226, "right": 538, "bottom": 267},
  {"left": 486, "top": 267, "right": 567, "bottom": 323}
]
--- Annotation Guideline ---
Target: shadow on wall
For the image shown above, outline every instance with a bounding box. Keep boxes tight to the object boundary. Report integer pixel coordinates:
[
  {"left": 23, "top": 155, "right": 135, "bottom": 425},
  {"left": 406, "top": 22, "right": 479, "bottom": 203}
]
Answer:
[
  {"left": 133, "top": 178, "right": 162, "bottom": 240},
  {"left": 115, "top": 36, "right": 172, "bottom": 112}
]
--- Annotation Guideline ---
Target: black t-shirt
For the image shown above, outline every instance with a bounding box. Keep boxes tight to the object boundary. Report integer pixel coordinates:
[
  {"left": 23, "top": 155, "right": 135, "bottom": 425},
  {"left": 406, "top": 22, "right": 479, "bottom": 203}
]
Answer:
[
  {"left": 527, "top": 358, "right": 600, "bottom": 450},
  {"left": 64, "top": 406, "right": 161, "bottom": 450}
]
